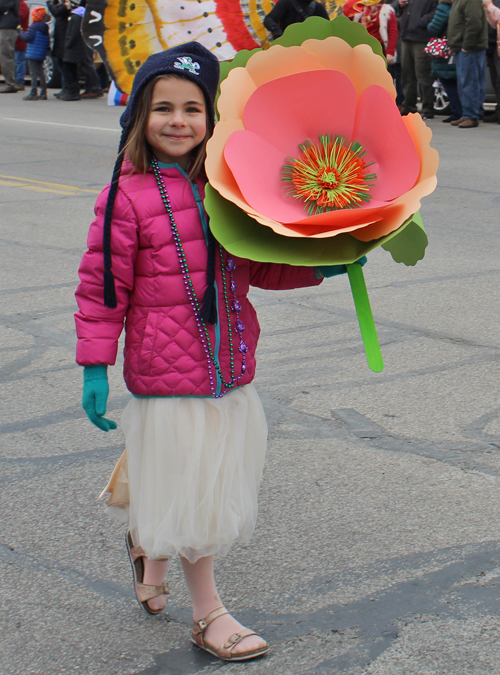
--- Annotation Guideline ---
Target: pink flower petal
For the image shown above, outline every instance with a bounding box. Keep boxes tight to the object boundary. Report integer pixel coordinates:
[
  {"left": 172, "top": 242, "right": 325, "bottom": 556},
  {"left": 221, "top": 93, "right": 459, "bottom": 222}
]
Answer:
[
  {"left": 242, "top": 70, "right": 358, "bottom": 157},
  {"left": 224, "top": 129, "right": 308, "bottom": 222},
  {"left": 352, "top": 85, "right": 421, "bottom": 201}
]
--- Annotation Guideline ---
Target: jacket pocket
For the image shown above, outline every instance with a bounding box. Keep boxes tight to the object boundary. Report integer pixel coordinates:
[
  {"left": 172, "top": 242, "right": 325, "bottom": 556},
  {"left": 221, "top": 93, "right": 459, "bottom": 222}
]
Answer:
[{"left": 138, "top": 312, "right": 161, "bottom": 375}]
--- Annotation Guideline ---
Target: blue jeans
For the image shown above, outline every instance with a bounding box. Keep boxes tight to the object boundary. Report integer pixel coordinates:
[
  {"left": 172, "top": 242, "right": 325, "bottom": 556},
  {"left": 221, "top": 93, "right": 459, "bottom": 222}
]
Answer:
[
  {"left": 456, "top": 50, "right": 486, "bottom": 120},
  {"left": 14, "top": 49, "right": 26, "bottom": 84},
  {"left": 441, "top": 78, "right": 462, "bottom": 120}
]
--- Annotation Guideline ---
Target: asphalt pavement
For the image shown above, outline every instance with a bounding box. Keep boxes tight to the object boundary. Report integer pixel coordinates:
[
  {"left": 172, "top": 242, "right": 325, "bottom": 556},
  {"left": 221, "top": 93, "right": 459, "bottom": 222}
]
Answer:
[{"left": 1, "top": 93, "right": 500, "bottom": 675}]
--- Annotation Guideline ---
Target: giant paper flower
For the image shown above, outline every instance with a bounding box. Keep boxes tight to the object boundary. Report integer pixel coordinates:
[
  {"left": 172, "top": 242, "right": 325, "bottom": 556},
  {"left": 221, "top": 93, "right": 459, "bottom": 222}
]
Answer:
[{"left": 205, "top": 17, "right": 438, "bottom": 266}]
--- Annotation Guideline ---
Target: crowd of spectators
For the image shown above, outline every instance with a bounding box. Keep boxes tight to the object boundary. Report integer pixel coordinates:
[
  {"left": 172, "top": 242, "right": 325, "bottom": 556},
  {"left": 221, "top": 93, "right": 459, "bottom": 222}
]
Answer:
[
  {"left": 343, "top": 0, "right": 499, "bottom": 127},
  {"left": 0, "top": 0, "right": 105, "bottom": 99}
]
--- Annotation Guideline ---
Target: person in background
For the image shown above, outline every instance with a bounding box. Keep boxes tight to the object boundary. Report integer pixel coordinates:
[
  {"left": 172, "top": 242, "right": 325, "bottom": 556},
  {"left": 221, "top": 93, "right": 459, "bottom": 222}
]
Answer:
[
  {"left": 390, "top": 0, "right": 405, "bottom": 106},
  {"left": 14, "top": 0, "right": 28, "bottom": 90},
  {"left": 17, "top": 5, "right": 49, "bottom": 100},
  {"left": 80, "top": 40, "right": 103, "bottom": 98},
  {"left": 0, "top": 0, "right": 21, "bottom": 93},
  {"left": 483, "top": 0, "right": 500, "bottom": 123},
  {"left": 263, "top": 0, "right": 329, "bottom": 40},
  {"left": 447, "top": 0, "right": 488, "bottom": 127},
  {"left": 46, "top": 0, "right": 71, "bottom": 98},
  {"left": 427, "top": 0, "right": 463, "bottom": 122},
  {"left": 59, "top": 0, "right": 85, "bottom": 100},
  {"left": 343, "top": 0, "right": 398, "bottom": 62},
  {"left": 396, "top": 0, "right": 438, "bottom": 118}
]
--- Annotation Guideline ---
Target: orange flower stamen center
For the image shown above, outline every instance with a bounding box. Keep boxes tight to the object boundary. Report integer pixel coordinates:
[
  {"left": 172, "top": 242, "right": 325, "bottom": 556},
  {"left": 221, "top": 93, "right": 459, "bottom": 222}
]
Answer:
[{"left": 282, "top": 135, "right": 377, "bottom": 215}]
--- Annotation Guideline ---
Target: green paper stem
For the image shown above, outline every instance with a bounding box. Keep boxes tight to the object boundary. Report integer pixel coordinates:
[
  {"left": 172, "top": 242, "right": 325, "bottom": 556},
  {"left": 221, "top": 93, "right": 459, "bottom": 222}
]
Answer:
[{"left": 347, "top": 264, "right": 384, "bottom": 373}]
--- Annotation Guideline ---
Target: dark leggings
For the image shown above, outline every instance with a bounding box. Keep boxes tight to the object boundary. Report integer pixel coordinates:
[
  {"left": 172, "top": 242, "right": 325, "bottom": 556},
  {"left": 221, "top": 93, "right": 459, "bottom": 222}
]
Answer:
[{"left": 29, "top": 59, "right": 45, "bottom": 90}]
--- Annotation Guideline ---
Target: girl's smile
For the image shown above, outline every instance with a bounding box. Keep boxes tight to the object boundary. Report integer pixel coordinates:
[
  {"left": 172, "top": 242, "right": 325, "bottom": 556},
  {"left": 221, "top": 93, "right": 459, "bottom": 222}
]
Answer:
[{"left": 146, "top": 77, "right": 207, "bottom": 170}]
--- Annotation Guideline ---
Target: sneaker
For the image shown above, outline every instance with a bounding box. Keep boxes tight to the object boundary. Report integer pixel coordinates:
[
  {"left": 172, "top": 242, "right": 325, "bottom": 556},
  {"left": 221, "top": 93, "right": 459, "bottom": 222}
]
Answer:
[
  {"left": 450, "top": 117, "right": 464, "bottom": 126},
  {"left": 23, "top": 92, "right": 38, "bottom": 101},
  {"left": 0, "top": 85, "right": 18, "bottom": 93},
  {"left": 421, "top": 111, "right": 434, "bottom": 119},
  {"left": 38, "top": 90, "right": 47, "bottom": 100},
  {"left": 458, "top": 118, "right": 479, "bottom": 128},
  {"left": 16, "top": 83, "right": 25, "bottom": 91}
]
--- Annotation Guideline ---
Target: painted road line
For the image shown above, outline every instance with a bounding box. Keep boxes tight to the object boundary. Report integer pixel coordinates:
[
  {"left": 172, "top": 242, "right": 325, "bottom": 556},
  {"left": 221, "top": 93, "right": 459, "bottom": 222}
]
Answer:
[
  {"left": 0, "top": 174, "right": 100, "bottom": 194},
  {"left": 1, "top": 118, "right": 120, "bottom": 132},
  {"left": 0, "top": 179, "right": 81, "bottom": 195}
]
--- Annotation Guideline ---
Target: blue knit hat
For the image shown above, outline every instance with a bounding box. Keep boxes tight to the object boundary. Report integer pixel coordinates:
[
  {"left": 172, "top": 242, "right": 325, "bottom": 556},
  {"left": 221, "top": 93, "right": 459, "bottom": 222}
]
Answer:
[
  {"left": 102, "top": 42, "right": 220, "bottom": 313},
  {"left": 120, "top": 42, "right": 220, "bottom": 130}
]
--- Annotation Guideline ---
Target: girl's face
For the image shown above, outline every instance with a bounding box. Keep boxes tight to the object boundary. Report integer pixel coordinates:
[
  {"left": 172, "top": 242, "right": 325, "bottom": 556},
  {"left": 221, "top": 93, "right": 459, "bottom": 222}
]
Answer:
[{"left": 146, "top": 77, "right": 207, "bottom": 170}]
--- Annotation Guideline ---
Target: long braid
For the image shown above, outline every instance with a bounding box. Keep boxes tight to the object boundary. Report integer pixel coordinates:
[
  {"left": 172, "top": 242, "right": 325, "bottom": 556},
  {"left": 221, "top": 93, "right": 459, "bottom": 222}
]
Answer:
[{"left": 103, "top": 128, "right": 129, "bottom": 308}]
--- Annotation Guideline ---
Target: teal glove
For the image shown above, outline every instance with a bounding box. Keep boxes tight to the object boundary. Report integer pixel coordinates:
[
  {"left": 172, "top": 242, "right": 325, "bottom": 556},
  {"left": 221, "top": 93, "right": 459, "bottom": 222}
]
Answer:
[
  {"left": 82, "top": 365, "right": 117, "bottom": 432},
  {"left": 315, "top": 256, "right": 367, "bottom": 279}
]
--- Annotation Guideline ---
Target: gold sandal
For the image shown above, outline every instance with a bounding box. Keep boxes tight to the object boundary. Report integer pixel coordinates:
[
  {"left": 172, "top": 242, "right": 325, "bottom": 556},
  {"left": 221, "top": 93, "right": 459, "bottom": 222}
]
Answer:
[
  {"left": 191, "top": 606, "right": 270, "bottom": 661},
  {"left": 125, "top": 531, "right": 170, "bottom": 616}
]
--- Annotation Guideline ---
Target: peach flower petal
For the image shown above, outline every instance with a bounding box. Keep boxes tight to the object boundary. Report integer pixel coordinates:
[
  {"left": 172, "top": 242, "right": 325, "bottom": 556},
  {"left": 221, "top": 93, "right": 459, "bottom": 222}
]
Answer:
[
  {"left": 352, "top": 85, "right": 420, "bottom": 201},
  {"left": 403, "top": 113, "right": 440, "bottom": 182},
  {"left": 242, "top": 70, "right": 357, "bottom": 156},
  {"left": 217, "top": 67, "right": 257, "bottom": 122},
  {"left": 206, "top": 119, "right": 284, "bottom": 232},
  {"left": 245, "top": 44, "right": 325, "bottom": 88},
  {"left": 300, "top": 38, "right": 395, "bottom": 99},
  {"left": 351, "top": 44, "right": 397, "bottom": 99}
]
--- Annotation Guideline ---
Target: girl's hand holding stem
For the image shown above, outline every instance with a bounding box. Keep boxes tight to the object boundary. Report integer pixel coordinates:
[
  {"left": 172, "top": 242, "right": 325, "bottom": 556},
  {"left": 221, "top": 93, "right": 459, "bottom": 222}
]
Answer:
[{"left": 82, "top": 365, "right": 117, "bottom": 431}]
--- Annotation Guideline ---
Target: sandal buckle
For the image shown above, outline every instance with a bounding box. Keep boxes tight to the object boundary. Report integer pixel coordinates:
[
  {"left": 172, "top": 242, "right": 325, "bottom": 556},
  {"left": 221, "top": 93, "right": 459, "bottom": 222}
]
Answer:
[{"left": 196, "top": 619, "right": 207, "bottom": 631}]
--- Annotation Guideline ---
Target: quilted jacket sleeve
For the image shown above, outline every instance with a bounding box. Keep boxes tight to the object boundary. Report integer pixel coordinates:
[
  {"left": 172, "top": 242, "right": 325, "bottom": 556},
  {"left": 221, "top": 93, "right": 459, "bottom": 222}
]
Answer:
[
  {"left": 75, "top": 185, "right": 139, "bottom": 366},
  {"left": 18, "top": 23, "right": 36, "bottom": 43},
  {"left": 248, "top": 261, "right": 323, "bottom": 291}
]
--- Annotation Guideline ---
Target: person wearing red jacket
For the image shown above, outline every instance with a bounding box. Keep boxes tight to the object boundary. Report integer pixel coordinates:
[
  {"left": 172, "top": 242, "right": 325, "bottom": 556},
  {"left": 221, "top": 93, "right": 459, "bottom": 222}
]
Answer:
[
  {"left": 14, "top": 0, "right": 28, "bottom": 89},
  {"left": 343, "top": 0, "right": 398, "bottom": 62}
]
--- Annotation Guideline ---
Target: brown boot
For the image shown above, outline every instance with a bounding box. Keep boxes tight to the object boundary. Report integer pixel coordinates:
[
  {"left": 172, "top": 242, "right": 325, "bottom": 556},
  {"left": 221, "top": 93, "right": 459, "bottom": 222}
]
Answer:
[
  {"left": 450, "top": 117, "right": 464, "bottom": 126},
  {"left": 458, "top": 118, "right": 479, "bottom": 128}
]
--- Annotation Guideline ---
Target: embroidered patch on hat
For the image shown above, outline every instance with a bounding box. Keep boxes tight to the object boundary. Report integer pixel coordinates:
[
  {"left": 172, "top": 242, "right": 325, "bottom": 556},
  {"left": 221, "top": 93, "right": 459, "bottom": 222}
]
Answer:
[{"left": 174, "top": 57, "right": 201, "bottom": 75}]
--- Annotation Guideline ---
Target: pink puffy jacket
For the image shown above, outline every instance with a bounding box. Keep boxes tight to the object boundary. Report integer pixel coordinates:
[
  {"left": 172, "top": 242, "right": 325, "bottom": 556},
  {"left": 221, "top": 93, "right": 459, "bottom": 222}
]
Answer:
[{"left": 75, "top": 163, "right": 322, "bottom": 397}]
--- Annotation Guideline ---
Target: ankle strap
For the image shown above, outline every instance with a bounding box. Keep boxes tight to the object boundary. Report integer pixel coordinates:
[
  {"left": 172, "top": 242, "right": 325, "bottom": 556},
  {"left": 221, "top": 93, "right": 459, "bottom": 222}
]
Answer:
[{"left": 193, "top": 606, "right": 228, "bottom": 636}]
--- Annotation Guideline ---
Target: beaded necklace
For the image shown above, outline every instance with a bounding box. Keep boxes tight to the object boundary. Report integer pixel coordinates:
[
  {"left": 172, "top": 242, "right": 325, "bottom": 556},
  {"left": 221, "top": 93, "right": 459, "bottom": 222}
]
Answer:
[{"left": 151, "top": 156, "right": 247, "bottom": 398}]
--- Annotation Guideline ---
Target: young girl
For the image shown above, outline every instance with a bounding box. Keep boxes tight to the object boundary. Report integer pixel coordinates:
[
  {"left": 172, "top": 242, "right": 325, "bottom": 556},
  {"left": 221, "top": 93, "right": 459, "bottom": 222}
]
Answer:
[{"left": 75, "top": 42, "right": 344, "bottom": 662}]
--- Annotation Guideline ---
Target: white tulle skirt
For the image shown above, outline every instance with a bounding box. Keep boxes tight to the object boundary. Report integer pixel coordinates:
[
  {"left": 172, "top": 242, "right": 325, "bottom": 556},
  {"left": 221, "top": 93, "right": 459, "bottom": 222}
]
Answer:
[{"left": 100, "top": 385, "right": 268, "bottom": 563}]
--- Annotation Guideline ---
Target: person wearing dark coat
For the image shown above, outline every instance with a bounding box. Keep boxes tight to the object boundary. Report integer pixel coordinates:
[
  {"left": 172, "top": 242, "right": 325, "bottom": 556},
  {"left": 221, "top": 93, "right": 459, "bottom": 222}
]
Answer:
[
  {"left": 18, "top": 6, "right": 50, "bottom": 100},
  {"left": 0, "top": 0, "right": 21, "bottom": 92},
  {"left": 396, "top": 0, "right": 438, "bottom": 117},
  {"left": 427, "top": 0, "right": 462, "bottom": 122},
  {"left": 263, "top": 0, "right": 329, "bottom": 40},
  {"left": 60, "top": 0, "right": 101, "bottom": 100},
  {"left": 447, "top": 0, "right": 488, "bottom": 127},
  {"left": 46, "top": 0, "right": 71, "bottom": 96}
]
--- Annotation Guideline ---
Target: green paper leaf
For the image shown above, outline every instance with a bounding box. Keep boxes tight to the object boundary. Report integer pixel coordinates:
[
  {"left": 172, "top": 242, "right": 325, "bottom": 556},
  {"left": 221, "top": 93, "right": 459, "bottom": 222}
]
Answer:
[
  {"left": 274, "top": 15, "right": 385, "bottom": 59},
  {"left": 205, "top": 184, "right": 421, "bottom": 266},
  {"left": 381, "top": 211, "right": 428, "bottom": 266},
  {"left": 347, "top": 263, "right": 384, "bottom": 372}
]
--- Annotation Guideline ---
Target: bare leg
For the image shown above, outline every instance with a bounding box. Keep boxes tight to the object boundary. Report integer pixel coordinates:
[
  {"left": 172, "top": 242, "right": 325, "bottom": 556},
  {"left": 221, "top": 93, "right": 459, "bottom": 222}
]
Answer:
[
  {"left": 142, "top": 558, "right": 169, "bottom": 611},
  {"left": 180, "top": 555, "right": 267, "bottom": 655}
]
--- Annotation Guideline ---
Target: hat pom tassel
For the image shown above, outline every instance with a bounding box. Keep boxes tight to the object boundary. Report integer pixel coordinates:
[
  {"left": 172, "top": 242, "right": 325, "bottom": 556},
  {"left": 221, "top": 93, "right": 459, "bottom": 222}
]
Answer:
[{"left": 199, "top": 283, "right": 217, "bottom": 324}]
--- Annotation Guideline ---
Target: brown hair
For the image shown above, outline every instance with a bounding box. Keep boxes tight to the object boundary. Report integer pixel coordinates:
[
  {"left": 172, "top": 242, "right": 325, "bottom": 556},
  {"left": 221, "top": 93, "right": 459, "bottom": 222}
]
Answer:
[{"left": 124, "top": 74, "right": 214, "bottom": 180}]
